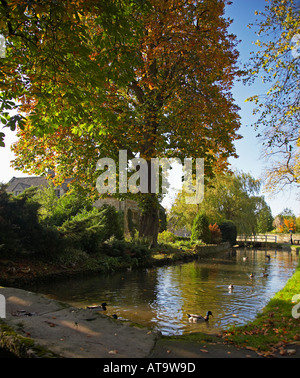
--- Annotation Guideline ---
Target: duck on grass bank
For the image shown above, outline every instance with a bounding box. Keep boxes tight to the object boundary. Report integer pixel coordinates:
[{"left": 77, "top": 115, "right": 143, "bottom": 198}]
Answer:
[
  {"left": 187, "top": 311, "right": 213, "bottom": 323},
  {"left": 87, "top": 302, "right": 107, "bottom": 311}
]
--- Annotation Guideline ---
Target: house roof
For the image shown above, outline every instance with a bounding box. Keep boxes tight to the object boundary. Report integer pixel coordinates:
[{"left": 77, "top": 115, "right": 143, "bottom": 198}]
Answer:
[{"left": 6, "top": 176, "right": 50, "bottom": 193}]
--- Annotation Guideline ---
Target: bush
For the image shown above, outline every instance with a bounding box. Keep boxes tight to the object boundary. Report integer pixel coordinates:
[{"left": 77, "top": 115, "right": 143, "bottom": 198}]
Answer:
[
  {"left": 103, "top": 237, "right": 151, "bottom": 262},
  {"left": 44, "top": 189, "right": 93, "bottom": 227},
  {"left": 209, "top": 223, "right": 222, "bottom": 244},
  {"left": 0, "top": 185, "right": 63, "bottom": 256},
  {"left": 191, "top": 212, "right": 211, "bottom": 244},
  {"left": 158, "top": 230, "right": 178, "bottom": 243},
  {"left": 218, "top": 220, "right": 237, "bottom": 246},
  {"left": 59, "top": 205, "right": 123, "bottom": 253}
]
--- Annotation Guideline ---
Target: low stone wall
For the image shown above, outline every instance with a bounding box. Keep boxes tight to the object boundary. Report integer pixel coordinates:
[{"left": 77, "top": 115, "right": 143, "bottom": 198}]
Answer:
[{"left": 194, "top": 242, "right": 231, "bottom": 257}]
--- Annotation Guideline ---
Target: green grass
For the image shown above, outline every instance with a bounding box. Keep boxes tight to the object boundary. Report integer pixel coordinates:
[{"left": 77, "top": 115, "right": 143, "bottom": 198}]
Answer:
[{"left": 223, "top": 260, "right": 300, "bottom": 352}]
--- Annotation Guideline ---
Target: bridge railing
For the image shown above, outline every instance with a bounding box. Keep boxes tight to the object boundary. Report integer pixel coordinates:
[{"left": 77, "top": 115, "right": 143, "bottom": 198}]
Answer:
[{"left": 237, "top": 234, "right": 277, "bottom": 243}]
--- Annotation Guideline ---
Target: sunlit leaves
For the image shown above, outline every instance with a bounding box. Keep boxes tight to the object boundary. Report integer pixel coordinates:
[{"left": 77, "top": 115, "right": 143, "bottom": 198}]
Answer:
[
  {"left": 245, "top": 0, "right": 300, "bottom": 192},
  {"left": 8, "top": 0, "right": 242, "bottom": 242}
]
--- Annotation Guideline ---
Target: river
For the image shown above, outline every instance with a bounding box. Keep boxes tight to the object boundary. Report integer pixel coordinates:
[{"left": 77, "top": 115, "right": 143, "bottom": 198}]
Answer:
[{"left": 28, "top": 248, "right": 298, "bottom": 336}]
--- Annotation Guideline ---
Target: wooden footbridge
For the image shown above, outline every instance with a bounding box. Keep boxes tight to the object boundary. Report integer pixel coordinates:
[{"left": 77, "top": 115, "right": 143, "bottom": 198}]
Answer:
[{"left": 237, "top": 234, "right": 277, "bottom": 246}]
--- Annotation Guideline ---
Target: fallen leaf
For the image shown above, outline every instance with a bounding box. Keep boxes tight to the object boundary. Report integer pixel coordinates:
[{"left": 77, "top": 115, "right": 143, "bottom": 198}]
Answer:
[
  {"left": 200, "top": 349, "right": 208, "bottom": 353},
  {"left": 245, "top": 346, "right": 258, "bottom": 351},
  {"left": 108, "top": 350, "right": 118, "bottom": 355}
]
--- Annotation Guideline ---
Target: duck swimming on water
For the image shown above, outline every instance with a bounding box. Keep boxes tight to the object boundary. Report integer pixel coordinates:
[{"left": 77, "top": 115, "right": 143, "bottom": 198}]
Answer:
[
  {"left": 87, "top": 302, "right": 107, "bottom": 311},
  {"left": 187, "top": 311, "right": 213, "bottom": 322}
]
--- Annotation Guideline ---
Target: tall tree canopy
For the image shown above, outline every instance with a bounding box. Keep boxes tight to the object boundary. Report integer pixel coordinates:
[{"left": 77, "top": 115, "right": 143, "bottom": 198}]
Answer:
[
  {"left": 1, "top": 0, "right": 242, "bottom": 245},
  {"left": 245, "top": 0, "right": 300, "bottom": 192}
]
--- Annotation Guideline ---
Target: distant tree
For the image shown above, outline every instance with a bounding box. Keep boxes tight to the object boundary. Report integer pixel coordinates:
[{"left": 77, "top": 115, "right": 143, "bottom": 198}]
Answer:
[
  {"left": 273, "top": 208, "right": 296, "bottom": 233},
  {"left": 169, "top": 171, "right": 269, "bottom": 234},
  {"left": 191, "top": 212, "right": 211, "bottom": 244},
  {"left": 256, "top": 203, "right": 274, "bottom": 233}
]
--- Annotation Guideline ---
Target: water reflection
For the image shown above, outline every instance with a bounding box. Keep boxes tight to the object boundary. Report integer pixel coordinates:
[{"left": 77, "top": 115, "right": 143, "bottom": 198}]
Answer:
[{"left": 29, "top": 249, "right": 298, "bottom": 336}]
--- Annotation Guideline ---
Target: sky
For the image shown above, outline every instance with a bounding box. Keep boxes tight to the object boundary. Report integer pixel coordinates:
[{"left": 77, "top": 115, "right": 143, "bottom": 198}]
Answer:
[
  {"left": 0, "top": 0, "right": 299, "bottom": 218},
  {"left": 224, "top": 0, "right": 299, "bottom": 217}
]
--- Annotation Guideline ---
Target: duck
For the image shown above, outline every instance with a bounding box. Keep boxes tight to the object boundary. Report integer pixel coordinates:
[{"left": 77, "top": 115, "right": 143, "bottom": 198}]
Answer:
[
  {"left": 242, "top": 257, "right": 248, "bottom": 261},
  {"left": 228, "top": 284, "right": 234, "bottom": 291},
  {"left": 87, "top": 302, "right": 107, "bottom": 311},
  {"left": 249, "top": 273, "right": 255, "bottom": 279},
  {"left": 187, "top": 311, "right": 213, "bottom": 323},
  {"left": 262, "top": 272, "right": 269, "bottom": 277},
  {"left": 265, "top": 254, "right": 271, "bottom": 260},
  {"left": 111, "top": 314, "right": 118, "bottom": 319}
]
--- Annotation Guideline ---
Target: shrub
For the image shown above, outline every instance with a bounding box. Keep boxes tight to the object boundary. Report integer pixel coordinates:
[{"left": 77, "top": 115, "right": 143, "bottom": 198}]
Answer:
[
  {"left": 158, "top": 230, "right": 178, "bottom": 243},
  {"left": 209, "top": 223, "right": 222, "bottom": 244},
  {"left": 191, "top": 212, "right": 211, "bottom": 244},
  {"left": 60, "top": 205, "right": 123, "bottom": 253},
  {"left": 218, "top": 220, "right": 237, "bottom": 246},
  {"left": 44, "top": 189, "right": 93, "bottom": 226},
  {"left": 0, "top": 185, "right": 63, "bottom": 256},
  {"left": 103, "top": 237, "right": 151, "bottom": 262}
]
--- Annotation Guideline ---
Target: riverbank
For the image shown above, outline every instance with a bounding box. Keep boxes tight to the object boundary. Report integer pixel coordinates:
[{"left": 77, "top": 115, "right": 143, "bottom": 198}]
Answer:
[
  {"left": 0, "top": 242, "right": 230, "bottom": 287},
  {"left": 1, "top": 243, "right": 299, "bottom": 358},
  {"left": 222, "top": 258, "right": 300, "bottom": 357},
  {"left": 1, "top": 285, "right": 300, "bottom": 359}
]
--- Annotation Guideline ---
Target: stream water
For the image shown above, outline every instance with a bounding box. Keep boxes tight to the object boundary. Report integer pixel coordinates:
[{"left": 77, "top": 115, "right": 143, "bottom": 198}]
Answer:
[{"left": 28, "top": 248, "right": 298, "bottom": 336}]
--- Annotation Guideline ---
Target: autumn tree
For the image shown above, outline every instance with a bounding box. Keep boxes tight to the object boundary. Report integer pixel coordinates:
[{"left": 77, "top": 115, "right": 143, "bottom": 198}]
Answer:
[
  {"left": 0, "top": 0, "right": 146, "bottom": 144},
  {"left": 2, "top": 0, "right": 241, "bottom": 246},
  {"left": 273, "top": 208, "right": 296, "bottom": 233},
  {"left": 245, "top": 0, "right": 300, "bottom": 192}
]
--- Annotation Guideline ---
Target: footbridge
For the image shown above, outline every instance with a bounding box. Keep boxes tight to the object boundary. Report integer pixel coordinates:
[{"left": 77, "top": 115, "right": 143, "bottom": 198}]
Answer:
[{"left": 237, "top": 234, "right": 277, "bottom": 246}]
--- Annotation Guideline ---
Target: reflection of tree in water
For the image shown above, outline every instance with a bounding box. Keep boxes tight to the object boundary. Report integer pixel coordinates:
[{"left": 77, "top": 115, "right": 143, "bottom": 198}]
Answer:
[{"left": 27, "top": 250, "right": 298, "bottom": 336}]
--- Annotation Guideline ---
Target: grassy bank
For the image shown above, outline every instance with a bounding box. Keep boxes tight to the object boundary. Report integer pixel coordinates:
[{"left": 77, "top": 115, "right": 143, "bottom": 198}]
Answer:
[{"left": 222, "top": 259, "right": 300, "bottom": 356}]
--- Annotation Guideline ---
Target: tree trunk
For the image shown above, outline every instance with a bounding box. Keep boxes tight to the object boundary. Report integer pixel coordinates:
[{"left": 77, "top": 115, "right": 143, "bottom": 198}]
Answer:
[
  {"left": 137, "top": 154, "right": 159, "bottom": 247},
  {"left": 139, "top": 193, "right": 159, "bottom": 247}
]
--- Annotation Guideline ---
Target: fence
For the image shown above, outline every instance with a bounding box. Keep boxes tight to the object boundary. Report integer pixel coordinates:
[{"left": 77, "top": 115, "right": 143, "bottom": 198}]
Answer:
[{"left": 237, "top": 234, "right": 277, "bottom": 243}]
